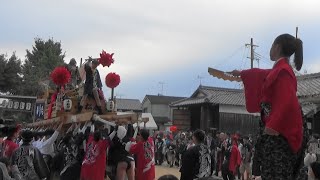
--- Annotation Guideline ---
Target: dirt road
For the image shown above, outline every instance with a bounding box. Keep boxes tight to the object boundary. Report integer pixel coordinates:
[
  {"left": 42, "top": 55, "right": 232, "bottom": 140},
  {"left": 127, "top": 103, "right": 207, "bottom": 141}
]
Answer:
[{"left": 155, "top": 164, "right": 180, "bottom": 179}]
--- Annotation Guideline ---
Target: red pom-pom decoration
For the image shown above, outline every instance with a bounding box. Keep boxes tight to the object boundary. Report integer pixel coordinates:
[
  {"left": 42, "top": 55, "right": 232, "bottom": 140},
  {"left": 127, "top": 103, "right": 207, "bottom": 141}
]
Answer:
[
  {"left": 170, "top": 126, "right": 177, "bottom": 132},
  {"left": 105, "top": 72, "right": 121, "bottom": 88},
  {"left": 99, "top": 50, "right": 114, "bottom": 67},
  {"left": 50, "top": 66, "right": 71, "bottom": 86}
]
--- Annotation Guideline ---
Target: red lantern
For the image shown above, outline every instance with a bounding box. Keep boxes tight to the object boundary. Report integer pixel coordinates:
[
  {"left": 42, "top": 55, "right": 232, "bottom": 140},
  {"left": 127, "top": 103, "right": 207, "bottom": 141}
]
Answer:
[
  {"left": 99, "top": 50, "right": 114, "bottom": 67},
  {"left": 50, "top": 67, "right": 71, "bottom": 86},
  {"left": 170, "top": 126, "right": 177, "bottom": 132},
  {"left": 105, "top": 72, "right": 121, "bottom": 88}
]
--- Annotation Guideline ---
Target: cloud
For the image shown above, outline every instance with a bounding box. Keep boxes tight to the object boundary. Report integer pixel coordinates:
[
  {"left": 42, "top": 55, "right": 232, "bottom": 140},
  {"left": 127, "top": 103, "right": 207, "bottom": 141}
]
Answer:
[{"left": 1, "top": 0, "right": 320, "bottom": 99}]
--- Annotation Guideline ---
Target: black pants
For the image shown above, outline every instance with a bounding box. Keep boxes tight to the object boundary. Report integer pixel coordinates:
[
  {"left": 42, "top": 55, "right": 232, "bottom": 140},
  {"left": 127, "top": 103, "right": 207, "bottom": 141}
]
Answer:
[
  {"left": 43, "top": 154, "right": 53, "bottom": 179},
  {"left": 60, "top": 163, "right": 81, "bottom": 180},
  {"left": 222, "top": 163, "right": 235, "bottom": 180},
  {"left": 252, "top": 134, "right": 297, "bottom": 180},
  {"left": 155, "top": 151, "right": 164, "bottom": 165},
  {"left": 210, "top": 153, "right": 215, "bottom": 175}
]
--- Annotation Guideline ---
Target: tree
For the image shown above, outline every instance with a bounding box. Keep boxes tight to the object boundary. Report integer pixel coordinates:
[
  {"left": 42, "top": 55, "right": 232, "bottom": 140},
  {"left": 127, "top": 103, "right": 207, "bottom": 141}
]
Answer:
[
  {"left": 0, "top": 53, "right": 22, "bottom": 94},
  {"left": 20, "top": 38, "right": 65, "bottom": 96}
]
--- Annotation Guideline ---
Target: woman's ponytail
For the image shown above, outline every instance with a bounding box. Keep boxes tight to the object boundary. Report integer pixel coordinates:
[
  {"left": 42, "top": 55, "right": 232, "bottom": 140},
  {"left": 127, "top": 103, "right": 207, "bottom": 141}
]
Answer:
[{"left": 294, "top": 38, "right": 303, "bottom": 71}]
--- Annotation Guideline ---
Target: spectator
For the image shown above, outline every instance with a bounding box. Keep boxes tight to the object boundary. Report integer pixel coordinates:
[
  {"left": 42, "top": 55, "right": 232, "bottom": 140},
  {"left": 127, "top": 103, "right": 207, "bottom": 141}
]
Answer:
[{"left": 180, "top": 129, "right": 211, "bottom": 180}]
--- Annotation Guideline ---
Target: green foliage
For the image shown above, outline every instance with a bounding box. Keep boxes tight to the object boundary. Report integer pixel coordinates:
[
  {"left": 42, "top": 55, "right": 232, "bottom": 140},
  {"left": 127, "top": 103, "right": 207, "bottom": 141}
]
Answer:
[
  {"left": 0, "top": 38, "right": 66, "bottom": 123},
  {"left": 20, "top": 38, "right": 66, "bottom": 95},
  {"left": 0, "top": 53, "right": 22, "bottom": 94}
]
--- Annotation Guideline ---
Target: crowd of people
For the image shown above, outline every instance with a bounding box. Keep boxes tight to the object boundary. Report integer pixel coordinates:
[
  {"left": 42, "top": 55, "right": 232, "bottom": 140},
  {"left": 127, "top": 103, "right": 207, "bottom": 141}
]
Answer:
[
  {"left": 0, "top": 117, "right": 157, "bottom": 180},
  {"left": 154, "top": 129, "right": 253, "bottom": 180}
]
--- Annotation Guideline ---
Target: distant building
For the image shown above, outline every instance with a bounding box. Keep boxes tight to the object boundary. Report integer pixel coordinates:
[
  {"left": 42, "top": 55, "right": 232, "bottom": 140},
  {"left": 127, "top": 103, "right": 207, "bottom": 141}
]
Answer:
[
  {"left": 142, "top": 95, "right": 186, "bottom": 130},
  {"left": 115, "top": 98, "right": 142, "bottom": 113},
  {"left": 297, "top": 72, "right": 320, "bottom": 134},
  {"left": 170, "top": 86, "right": 258, "bottom": 135},
  {"left": 170, "top": 72, "right": 320, "bottom": 135}
]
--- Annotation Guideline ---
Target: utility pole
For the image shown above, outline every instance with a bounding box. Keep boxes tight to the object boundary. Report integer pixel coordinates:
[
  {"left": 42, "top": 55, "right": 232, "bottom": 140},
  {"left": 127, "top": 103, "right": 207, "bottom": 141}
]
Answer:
[
  {"left": 296, "top": 27, "right": 298, "bottom": 38},
  {"left": 245, "top": 38, "right": 258, "bottom": 69}
]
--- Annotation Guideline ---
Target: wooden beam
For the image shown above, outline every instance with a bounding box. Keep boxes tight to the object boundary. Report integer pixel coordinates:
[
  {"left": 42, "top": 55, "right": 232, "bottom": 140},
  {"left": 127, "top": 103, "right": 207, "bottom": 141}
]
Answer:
[
  {"left": 26, "top": 112, "right": 146, "bottom": 127},
  {"left": 27, "top": 112, "right": 94, "bottom": 127},
  {"left": 0, "top": 95, "right": 37, "bottom": 99}
]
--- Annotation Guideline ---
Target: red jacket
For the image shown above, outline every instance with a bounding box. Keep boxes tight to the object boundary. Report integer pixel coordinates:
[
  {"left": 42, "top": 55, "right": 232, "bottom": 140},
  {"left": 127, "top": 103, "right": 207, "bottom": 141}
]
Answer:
[
  {"left": 241, "top": 58, "right": 302, "bottom": 153},
  {"left": 80, "top": 135, "right": 109, "bottom": 180},
  {"left": 1, "top": 139, "right": 18, "bottom": 159},
  {"left": 229, "top": 143, "right": 241, "bottom": 174},
  {"left": 130, "top": 137, "right": 155, "bottom": 180}
]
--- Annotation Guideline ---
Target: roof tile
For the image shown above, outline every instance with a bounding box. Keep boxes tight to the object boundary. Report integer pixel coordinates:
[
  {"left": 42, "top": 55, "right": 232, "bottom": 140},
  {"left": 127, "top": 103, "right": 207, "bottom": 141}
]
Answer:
[{"left": 116, "top": 98, "right": 142, "bottom": 111}]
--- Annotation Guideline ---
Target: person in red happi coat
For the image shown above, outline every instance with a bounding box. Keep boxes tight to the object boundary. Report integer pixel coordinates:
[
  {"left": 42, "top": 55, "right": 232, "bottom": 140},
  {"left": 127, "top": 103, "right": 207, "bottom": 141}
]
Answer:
[
  {"left": 229, "top": 33, "right": 304, "bottom": 179},
  {"left": 126, "top": 129, "right": 155, "bottom": 180},
  {"left": 80, "top": 122, "right": 110, "bottom": 180},
  {"left": 1, "top": 124, "right": 20, "bottom": 159}
]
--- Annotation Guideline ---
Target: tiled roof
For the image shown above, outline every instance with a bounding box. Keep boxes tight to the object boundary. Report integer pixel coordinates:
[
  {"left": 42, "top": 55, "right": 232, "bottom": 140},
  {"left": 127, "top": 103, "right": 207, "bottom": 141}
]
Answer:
[
  {"left": 301, "top": 103, "right": 318, "bottom": 116},
  {"left": 171, "top": 86, "right": 245, "bottom": 107},
  {"left": 297, "top": 72, "right": 320, "bottom": 98},
  {"left": 145, "top": 95, "right": 186, "bottom": 105},
  {"left": 169, "top": 97, "right": 207, "bottom": 106},
  {"left": 115, "top": 98, "right": 142, "bottom": 111},
  {"left": 202, "top": 86, "right": 245, "bottom": 106},
  {"left": 171, "top": 71, "right": 320, "bottom": 107}
]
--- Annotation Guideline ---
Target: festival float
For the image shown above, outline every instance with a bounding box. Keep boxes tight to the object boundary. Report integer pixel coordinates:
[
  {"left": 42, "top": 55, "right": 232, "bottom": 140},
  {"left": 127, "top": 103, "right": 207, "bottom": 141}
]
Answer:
[{"left": 26, "top": 50, "right": 148, "bottom": 129}]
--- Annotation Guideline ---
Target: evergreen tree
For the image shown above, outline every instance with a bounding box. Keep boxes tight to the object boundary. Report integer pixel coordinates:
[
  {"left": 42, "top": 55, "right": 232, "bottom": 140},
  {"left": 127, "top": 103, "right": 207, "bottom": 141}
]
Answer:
[
  {"left": 20, "top": 38, "right": 65, "bottom": 95},
  {"left": 0, "top": 53, "right": 22, "bottom": 94}
]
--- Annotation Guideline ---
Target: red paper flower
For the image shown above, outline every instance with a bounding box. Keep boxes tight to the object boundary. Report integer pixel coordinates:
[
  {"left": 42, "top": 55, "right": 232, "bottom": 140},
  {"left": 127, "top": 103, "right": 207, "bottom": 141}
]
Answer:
[
  {"left": 99, "top": 50, "right": 114, "bottom": 67},
  {"left": 170, "top": 126, "right": 177, "bottom": 132},
  {"left": 105, "top": 72, "right": 121, "bottom": 88},
  {"left": 50, "top": 66, "right": 71, "bottom": 86}
]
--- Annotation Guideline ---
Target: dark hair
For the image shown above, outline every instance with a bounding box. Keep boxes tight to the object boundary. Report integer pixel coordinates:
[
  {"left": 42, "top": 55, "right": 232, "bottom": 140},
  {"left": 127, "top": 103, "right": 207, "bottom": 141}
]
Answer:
[
  {"left": 158, "top": 174, "right": 179, "bottom": 180},
  {"left": 140, "top": 129, "right": 149, "bottom": 141},
  {"left": 92, "top": 59, "right": 100, "bottom": 65},
  {"left": 94, "top": 131, "right": 101, "bottom": 142},
  {"left": 1, "top": 125, "right": 18, "bottom": 138},
  {"left": 74, "top": 133, "right": 85, "bottom": 146},
  {"left": 69, "top": 58, "right": 77, "bottom": 66},
  {"left": 44, "top": 129, "right": 55, "bottom": 136},
  {"left": 62, "top": 133, "right": 72, "bottom": 144},
  {"left": 274, "top": 33, "right": 303, "bottom": 71},
  {"left": 243, "top": 136, "right": 249, "bottom": 140},
  {"left": 193, "top": 129, "right": 205, "bottom": 143},
  {"left": 313, "top": 134, "right": 320, "bottom": 139},
  {"left": 21, "top": 130, "right": 34, "bottom": 143}
]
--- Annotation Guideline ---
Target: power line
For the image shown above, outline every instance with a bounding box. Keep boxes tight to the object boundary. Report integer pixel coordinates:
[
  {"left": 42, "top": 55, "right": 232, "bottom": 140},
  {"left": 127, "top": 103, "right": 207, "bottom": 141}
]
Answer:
[
  {"left": 211, "top": 45, "right": 245, "bottom": 68},
  {"left": 240, "top": 46, "right": 250, "bottom": 70}
]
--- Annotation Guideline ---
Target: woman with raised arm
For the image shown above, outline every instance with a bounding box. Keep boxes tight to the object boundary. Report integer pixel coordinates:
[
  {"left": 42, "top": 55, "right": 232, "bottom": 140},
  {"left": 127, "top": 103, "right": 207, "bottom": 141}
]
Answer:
[{"left": 229, "top": 33, "right": 304, "bottom": 179}]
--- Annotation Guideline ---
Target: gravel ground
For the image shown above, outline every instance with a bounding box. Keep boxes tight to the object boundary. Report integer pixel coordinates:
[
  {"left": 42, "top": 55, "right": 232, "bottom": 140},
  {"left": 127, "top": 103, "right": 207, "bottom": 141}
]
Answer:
[{"left": 155, "top": 164, "right": 181, "bottom": 179}]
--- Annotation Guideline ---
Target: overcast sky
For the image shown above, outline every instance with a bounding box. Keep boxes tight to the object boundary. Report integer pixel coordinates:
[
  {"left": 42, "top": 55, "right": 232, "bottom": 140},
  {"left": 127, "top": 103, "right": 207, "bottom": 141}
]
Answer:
[{"left": 1, "top": 0, "right": 320, "bottom": 101}]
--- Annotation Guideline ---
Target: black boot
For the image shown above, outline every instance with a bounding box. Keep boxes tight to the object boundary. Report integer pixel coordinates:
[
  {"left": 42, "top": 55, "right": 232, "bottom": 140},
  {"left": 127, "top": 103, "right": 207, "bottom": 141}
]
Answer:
[{"left": 77, "top": 105, "right": 83, "bottom": 113}]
